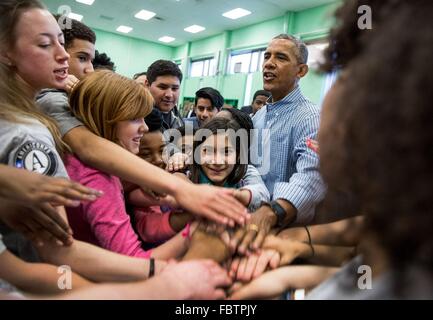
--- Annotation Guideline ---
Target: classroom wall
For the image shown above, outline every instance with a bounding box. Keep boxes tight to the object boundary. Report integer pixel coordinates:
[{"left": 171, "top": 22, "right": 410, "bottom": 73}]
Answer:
[
  {"left": 176, "top": 1, "right": 342, "bottom": 110},
  {"left": 66, "top": 1, "right": 341, "bottom": 109},
  {"left": 93, "top": 29, "right": 173, "bottom": 78}
]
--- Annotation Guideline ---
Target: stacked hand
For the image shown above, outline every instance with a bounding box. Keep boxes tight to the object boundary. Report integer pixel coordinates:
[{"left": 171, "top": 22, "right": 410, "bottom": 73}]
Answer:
[
  {"left": 160, "top": 259, "right": 232, "bottom": 300},
  {"left": 0, "top": 167, "right": 102, "bottom": 246},
  {"left": 229, "top": 206, "right": 277, "bottom": 254},
  {"left": 64, "top": 74, "right": 80, "bottom": 93},
  {"left": 262, "top": 235, "right": 312, "bottom": 266},
  {"left": 228, "top": 249, "right": 280, "bottom": 283}
]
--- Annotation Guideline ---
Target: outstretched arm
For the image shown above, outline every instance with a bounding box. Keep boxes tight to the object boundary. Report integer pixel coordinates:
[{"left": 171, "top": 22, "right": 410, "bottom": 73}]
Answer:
[
  {"left": 0, "top": 249, "right": 92, "bottom": 295},
  {"left": 64, "top": 126, "right": 248, "bottom": 226},
  {"left": 229, "top": 265, "right": 338, "bottom": 300},
  {"left": 278, "top": 216, "right": 364, "bottom": 247},
  {"left": 36, "top": 238, "right": 166, "bottom": 283}
]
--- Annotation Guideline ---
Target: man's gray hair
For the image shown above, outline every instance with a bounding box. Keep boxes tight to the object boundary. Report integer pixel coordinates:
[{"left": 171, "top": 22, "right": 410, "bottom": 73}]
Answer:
[{"left": 273, "top": 34, "right": 308, "bottom": 64}]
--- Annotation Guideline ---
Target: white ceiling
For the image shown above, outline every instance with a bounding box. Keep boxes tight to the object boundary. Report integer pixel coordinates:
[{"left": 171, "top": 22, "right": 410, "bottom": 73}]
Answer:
[{"left": 43, "top": 0, "right": 337, "bottom": 47}]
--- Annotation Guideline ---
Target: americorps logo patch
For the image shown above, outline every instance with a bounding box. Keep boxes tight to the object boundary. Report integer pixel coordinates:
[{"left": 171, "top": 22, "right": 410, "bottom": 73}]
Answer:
[{"left": 14, "top": 141, "right": 58, "bottom": 176}]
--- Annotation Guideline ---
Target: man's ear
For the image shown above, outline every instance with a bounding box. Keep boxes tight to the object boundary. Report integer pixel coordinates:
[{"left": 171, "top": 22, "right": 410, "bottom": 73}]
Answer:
[
  {"left": 297, "top": 64, "right": 309, "bottom": 79},
  {"left": 144, "top": 79, "right": 150, "bottom": 88}
]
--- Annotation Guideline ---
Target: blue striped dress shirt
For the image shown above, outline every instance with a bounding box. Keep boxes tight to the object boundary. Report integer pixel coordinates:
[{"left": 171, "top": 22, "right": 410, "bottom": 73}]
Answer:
[{"left": 251, "top": 85, "right": 326, "bottom": 224}]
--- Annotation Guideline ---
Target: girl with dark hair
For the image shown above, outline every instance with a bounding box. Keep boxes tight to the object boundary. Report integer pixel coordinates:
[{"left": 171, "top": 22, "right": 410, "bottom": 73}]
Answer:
[{"left": 190, "top": 118, "right": 269, "bottom": 212}]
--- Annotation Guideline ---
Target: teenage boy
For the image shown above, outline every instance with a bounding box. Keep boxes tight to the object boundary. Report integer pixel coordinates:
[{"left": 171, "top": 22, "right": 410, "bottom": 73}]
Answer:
[
  {"left": 145, "top": 60, "right": 184, "bottom": 131},
  {"left": 184, "top": 87, "right": 224, "bottom": 129}
]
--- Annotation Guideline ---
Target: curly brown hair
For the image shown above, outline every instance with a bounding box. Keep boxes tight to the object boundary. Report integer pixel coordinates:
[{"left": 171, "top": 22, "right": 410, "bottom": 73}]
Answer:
[
  {"left": 321, "top": 0, "right": 404, "bottom": 72},
  {"left": 53, "top": 14, "right": 96, "bottom": 49},
  {"left": 320, "top": 1, "right": 433, "bottom": 275}
]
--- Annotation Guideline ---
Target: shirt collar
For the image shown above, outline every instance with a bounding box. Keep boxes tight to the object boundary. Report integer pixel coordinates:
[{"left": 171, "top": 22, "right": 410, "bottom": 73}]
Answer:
[
  {"left": 199, "top": 170, "right": 237, "bottom": 188},
  {"left": 266, "top": 85, "right": 303, "bottom": 111}
]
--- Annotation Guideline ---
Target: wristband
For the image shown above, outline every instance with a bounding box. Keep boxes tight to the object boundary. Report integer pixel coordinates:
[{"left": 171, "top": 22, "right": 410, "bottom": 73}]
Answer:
[
  {"left": 148, "top": 258, "right": 155, "bottom": 278},
  {"left": 261, "top": 200, "right": 287, "bottom": 227},
  {"left": 304, "top": 226, "right": 315, "bottom": 258}
]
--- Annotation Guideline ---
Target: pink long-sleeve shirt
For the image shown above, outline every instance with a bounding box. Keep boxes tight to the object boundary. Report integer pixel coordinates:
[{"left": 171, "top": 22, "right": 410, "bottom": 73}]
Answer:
[
  {"left": 133, "top": 205, "right": 177, "bottom": 244},
  {"left": 65, "top": 154, "right": 151, "bottom": 259}
]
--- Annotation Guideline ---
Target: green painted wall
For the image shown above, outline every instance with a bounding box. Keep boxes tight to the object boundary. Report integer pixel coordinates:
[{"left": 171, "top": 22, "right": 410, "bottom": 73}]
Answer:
[
  {"left": 189, "top": 35, "right": 224, "bottom": 58},
  {"left": 299, "top": 70, "right": 326, "bottom": 105},
  {"left": 229, "top": 16, "right": 285, "bottom": 50},
  {"left": 251, "top": 72, "right": 265, "bottom": 100},
  {"left": 94, "top": 29, "right": 173, "bottom": 78},
  {"left": 292, "top": 2, "right": 342, "bottom": 41},
  {"left": 221, "top": 74, "right": 248, "bottom": 106},
  {"left": 172, "top": 44, "right": 188, "bottom": 61}
]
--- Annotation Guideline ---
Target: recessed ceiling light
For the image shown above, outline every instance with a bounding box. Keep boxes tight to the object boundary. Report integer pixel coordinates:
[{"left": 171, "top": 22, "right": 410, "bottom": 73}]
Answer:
[
  {"left": 158, "top": 36, "right": 175, "bottom": 43},
  {"left": 222, "top": 8, "right": 251, "bottom": 20},
  {"left": 76, "top": 0, "right": 95, "bottom": 5},
  {"left": 117, "top": 26, "right": 133, "bottom": 34},
  {"left": 134, "top": 9, "right": 156, "bottom": 21},
  {"left": 68, "top": 12, "right": 83, "bottom": 21},
  {"left": 184, "top": 25, "right": 205, "bottom": 34}
]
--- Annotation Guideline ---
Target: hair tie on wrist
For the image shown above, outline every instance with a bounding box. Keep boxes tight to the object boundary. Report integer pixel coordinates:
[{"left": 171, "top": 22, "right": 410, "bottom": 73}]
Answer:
[
  {"left": 148, "top": 258, "right": 155, "bottom": 278},
  {"left": 181, "top": 223, "right": 192, "bottom": 240},
  {"left": 304, "top": 226, "right": 315, "bottom": 258}
]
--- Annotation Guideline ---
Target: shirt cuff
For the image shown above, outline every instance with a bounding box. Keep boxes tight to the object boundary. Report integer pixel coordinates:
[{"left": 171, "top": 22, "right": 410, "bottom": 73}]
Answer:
[
  {"left": 241, "top": 184, "right": 270, "bottom": 212},
  {"left": 273, "top": 182, "right": 317, "bottom": 225}
]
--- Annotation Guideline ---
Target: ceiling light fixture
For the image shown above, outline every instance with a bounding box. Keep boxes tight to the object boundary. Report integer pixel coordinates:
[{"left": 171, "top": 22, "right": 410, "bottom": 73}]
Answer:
[
  {"left": 158, "top": 36, "right": 175, "bottom": 43},
  {"left": 134, "top": 9, "right": 156, "bottom": 21},
  {"left": 117, "top": 26, "right": 133, "bottom": 33},
  {"left": 75, "top": 0, "right": 95, "bottom": 5},
  {"left": 222, "top": 8, "right": 251, "bottom": 20},
  {"left": 184, "top": 25, "right": 205, "bottom": 33},
  {"left": 68, "top": 12, "right": 83, "bottom": 21}
]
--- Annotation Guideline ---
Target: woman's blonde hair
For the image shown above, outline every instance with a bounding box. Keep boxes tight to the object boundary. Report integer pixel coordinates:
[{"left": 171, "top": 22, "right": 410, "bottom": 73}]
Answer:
[
  {"left": 0, "top": 0, "right": 68, "bottom": 155},
  {"left": 69, "top": 70, "right": 154, "bottom": 142}
]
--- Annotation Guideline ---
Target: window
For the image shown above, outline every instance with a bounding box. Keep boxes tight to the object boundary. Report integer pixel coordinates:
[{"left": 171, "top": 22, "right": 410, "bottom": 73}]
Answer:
[
  {"left": 227, "top": 48, "right": 265, "bottom": 75},
  {"left": 306, "top": 41, "right": 328, "bottom": 70},
  {"left": 189, "top": 57, "right": 216, "bottom": 77}
]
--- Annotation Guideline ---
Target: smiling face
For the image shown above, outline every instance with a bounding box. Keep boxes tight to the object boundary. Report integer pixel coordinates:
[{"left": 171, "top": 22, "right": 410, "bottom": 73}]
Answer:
[
  {"left": 67, "top": 38, "right": 95, "bottom": 80},
  {"left": 6, "top": 8, "right": 70, "bottom": 93},
  {"left": 200, "top": 134, "right": 236, "bottom": 186},
  {"left": 138, "top": 131, "right": 166, "bottom": 169},
  {"left": 147, "top": 75, "right": 180, "bottom": 112},
  {"left": 262, "top": 39, "right": 308, "bottom": 102},
  {"left": 115, "top": 119, "right": 148, "bottom": 154},
  {"left": 195, "top": 97, "right": 218, "bottom": 126}
]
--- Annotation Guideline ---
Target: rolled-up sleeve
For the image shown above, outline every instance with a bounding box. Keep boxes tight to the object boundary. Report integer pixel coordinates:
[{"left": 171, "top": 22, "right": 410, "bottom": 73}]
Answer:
[
  {"left": 241, "top": 165, "right": 270, "bottom": 212},
  {"left": 37, "top": 91, "right": 83, "bottom": 137}
]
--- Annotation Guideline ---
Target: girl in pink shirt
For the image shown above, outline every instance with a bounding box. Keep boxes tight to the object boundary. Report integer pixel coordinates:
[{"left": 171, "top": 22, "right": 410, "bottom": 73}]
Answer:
[
  {"left": 66, "top": 71, "right": 192, "bottom": 259},
  {"left": 128, "top": 111, "right": 193, "bottom": 245}
]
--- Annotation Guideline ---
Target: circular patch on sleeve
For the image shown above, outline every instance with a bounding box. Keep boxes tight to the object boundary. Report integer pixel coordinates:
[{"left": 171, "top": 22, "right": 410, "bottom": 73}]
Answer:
[{"left": 14, "top": 141, "right": 58, "bottom": 176}]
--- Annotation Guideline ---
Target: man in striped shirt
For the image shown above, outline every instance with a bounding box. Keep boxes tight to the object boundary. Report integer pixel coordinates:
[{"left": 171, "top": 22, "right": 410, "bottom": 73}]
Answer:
[{"left": 231, "top": 34, "right": 326, "bottom": 254}]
